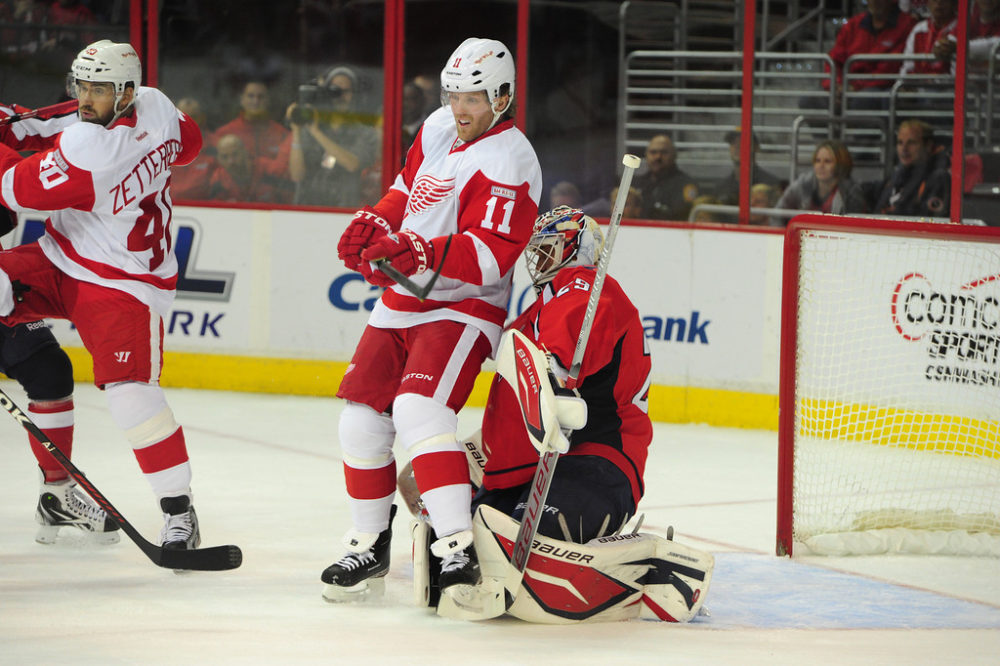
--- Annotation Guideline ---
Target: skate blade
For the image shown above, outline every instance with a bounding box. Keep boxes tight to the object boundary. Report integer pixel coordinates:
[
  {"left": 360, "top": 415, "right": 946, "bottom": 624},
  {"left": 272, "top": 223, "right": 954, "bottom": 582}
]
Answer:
[
  {"left": 322, "top": 576, "right": 386, "bottom": 603},
  {"left": 35, "top": 524, "right": 121, "bottom": 546},
  {"left": 436, "top": 577, "right": 505, "bottom": 621}
]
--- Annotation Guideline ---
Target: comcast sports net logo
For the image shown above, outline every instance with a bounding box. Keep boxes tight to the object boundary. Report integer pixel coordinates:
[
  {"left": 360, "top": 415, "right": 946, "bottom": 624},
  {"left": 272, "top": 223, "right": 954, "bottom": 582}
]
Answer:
[
  {"left": 407, "top": 175, "right": 454, "bottom": 215},
  {"left": 891, "top": 272, "right": 1000, "bottom": 341},
  {"left": 891, "top": 271, "right": 1000, "bottom": 386}
]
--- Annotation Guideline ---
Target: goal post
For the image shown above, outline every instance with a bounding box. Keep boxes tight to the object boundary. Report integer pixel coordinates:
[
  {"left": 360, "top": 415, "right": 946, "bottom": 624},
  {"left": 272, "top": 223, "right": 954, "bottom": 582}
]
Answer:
[{"left": 777, "top": 214, "right": 1000, "bottom": 557}]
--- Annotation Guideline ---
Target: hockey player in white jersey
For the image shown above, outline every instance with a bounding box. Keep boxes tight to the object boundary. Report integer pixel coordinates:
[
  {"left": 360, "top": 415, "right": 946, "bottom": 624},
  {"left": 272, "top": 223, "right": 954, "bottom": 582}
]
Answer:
[
  {"left": 0, "top": 40, "right": 208, "bottom": 553},
  {"left": 0, "top": 99, "right": 121, "bottom": 545},
  {"left": 326, "top": 37, "right": 542, "bottom": 613}
]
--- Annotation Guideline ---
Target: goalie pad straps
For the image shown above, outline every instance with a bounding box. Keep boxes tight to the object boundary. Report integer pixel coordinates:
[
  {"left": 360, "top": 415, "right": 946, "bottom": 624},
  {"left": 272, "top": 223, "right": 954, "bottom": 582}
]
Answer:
[
  {"left": 473, "top": 505, "right": 714, "bottom": 624},
  {"left": 495, "top": 329, "right": 588, "bottom": 454}
]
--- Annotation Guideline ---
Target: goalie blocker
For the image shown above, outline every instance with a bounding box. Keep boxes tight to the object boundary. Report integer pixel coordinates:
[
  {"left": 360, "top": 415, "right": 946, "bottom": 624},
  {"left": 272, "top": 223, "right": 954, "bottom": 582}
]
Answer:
[{"left": 412, "top": 505, "right": 713, "bottom": 623}]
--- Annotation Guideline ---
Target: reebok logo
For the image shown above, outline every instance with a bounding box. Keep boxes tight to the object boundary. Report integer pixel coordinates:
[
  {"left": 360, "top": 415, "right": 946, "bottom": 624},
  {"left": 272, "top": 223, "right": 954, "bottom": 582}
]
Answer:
[{"left": 113, "top": 351, "right": 131, "bottom": 363}]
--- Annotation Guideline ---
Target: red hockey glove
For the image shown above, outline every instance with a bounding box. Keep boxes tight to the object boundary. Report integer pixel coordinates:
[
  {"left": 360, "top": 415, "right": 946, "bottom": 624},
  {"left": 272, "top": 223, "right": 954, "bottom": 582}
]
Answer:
[
  {"left": 337, "top": 206, "right": 394, "bottom": 271},
  {"left": 360, "top": 229, "right": 435, "bottom": 288}
]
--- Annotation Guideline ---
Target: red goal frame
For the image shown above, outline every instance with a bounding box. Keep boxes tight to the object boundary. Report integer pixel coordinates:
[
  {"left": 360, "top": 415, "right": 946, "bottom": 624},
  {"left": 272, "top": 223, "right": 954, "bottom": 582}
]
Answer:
[{"left": 775, "top": 214, "right": 1000, "bottom": 557}]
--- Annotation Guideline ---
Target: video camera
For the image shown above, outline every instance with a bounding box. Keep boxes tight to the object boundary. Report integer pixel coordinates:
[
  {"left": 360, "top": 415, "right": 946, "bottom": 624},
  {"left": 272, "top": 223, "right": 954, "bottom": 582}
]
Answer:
[{"left": 289, "top": 83, "right": 346, "bottom": 126}]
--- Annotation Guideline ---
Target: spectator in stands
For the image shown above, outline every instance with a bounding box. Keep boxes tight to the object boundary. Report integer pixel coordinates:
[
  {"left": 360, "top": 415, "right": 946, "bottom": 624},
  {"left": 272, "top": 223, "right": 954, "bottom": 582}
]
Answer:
[
  {"left": 807, "top": 0, "right": 917, "bottom": 111},
  {"left": 611, "top": 185, "right": 643, "bottom": 220},
  {"left": 212, "top": 80, "right": 290, "bottom": 179},
  {"left": 690, "top": 195, "right": 724, "bottom": 223},
  {"left": 402, "top": 79, "right": 429, "bottom": 154},
  {"left": 285, "top": 65, "right": 379, "bottom": 207},
  {"left": 714, "top": 129, "right": 783, "bottom": 207},
  {"left": 633, "top": 134, "right": 699, "bottom": 220},
  {"left": 44, "top": 0, "right": 97, "bottom": 51},
  {"left": 171, "top": 97, "right": 217, "bottom": 201},
  {"left": 932, "top": 0, "right": 1000, "bottom": 64},
  {"left": 900, "top": 0, "right": 959, "bottom": 78},
  {"left": 0, "top": 0, "right": 46, "bottom": 55},
  {"left": 749, "top": 183, "right": 780, "bottom": 226},
  {"left": 549, "top": 180, "right": 583, "bottom": 209},
  {"left": 207, "top": 134, "right": 288, "bottom": 204},
  {"left": 873, "top": 119, "right": 950, "bottom": 216},
  {"left": 774, "top": 140, "right": 868, "bottom": 224}
]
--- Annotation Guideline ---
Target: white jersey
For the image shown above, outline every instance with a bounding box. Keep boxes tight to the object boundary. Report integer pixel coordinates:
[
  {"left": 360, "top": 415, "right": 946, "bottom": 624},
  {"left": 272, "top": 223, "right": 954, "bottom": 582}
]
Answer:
[
  {"left": 0, "top": 87, "right": 202, "bottom": 315},
  {"left": 369, "top": 106, "right": 541, "bottom": 354}
]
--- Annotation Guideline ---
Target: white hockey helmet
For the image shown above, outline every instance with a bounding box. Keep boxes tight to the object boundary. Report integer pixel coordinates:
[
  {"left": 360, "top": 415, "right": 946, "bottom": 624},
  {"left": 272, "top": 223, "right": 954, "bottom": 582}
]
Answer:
[
  {"left": 69, "top": 40, "right": 141, "bottom": 121},
  {"left": 526, "top": 206, "right": 604, "bottom": 288},
  {"left": 440, "top": 37, "right": 515, "bottom": 127}
]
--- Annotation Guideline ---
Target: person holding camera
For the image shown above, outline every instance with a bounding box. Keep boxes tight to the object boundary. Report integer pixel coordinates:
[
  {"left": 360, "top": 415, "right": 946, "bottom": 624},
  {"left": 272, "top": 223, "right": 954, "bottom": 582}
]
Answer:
[{"left": 285, "top": 66, "right": 378, "bottom": 207}]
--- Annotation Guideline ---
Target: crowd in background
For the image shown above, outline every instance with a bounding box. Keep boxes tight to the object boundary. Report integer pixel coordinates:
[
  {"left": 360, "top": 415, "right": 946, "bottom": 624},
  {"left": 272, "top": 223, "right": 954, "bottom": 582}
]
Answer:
[{"left": 1, "top": 0, "right": 997, "bottom": 221}]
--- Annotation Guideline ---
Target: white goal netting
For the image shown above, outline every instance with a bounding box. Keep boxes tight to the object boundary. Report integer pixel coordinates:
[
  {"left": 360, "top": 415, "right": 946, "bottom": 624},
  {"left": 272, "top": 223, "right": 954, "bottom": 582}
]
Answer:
[{"left": 787, "top": 220, "right": 1000, "bottom": 556}]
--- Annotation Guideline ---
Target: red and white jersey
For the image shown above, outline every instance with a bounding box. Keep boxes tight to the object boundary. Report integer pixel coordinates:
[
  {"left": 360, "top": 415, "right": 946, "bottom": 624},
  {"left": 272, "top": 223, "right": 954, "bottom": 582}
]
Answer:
[
  {"left": 900, "top": 18, "right": 958, "bottom": 77},
  {"left": 481, "top": 267, "right": 653, "bottom": 505},
  {"left": 0, "top": 87, "right": 202, "bottom": 315},
  {"left": 369, "top": 106, "right": 541, "bottom": 355},
  {"left": 0, "top": 101, "right": 78, "bottom": 153}
]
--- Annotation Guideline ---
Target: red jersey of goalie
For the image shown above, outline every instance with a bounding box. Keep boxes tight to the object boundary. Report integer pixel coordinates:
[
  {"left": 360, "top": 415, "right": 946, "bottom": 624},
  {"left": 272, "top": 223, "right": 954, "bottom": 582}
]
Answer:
[{"left": 474, "top": 207, "right": 653, "bottom": 543}]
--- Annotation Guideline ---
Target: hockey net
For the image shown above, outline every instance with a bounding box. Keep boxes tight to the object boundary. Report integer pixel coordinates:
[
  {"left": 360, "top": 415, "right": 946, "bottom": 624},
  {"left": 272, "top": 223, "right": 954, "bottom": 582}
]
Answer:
[{"left": 777, "top": 215, "right": 1000, "bottom": 557}]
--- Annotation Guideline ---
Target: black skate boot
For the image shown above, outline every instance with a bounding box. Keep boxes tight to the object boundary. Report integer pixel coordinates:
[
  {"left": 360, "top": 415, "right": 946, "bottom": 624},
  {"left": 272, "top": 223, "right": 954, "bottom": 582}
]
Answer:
[
  {"left": 36, "top": 478, "right": 121, "bottom": 545},
  {"left": 322, "top": 505, "right": 397, "bottom": 602},
  {"left": 433, "top": 529, "right": 481, "bottom": 592},
  {"left": 159, "top": 495, "right": 201, "bottom": 550},
  {"left": 432, "top": 529, "right": 506, "bottom": 620}
]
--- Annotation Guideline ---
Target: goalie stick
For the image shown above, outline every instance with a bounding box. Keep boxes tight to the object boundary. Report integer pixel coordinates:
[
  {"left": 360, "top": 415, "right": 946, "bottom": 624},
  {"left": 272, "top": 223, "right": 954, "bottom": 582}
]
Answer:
[
  {"left": 504, "top": 153, "right": 641, "bottom": 604},
  {"left": 0, "top": 100, "right": 79, "bottom": 126},
  {"left": 0, "top": 387, "right": 243, "bottom": 571}
]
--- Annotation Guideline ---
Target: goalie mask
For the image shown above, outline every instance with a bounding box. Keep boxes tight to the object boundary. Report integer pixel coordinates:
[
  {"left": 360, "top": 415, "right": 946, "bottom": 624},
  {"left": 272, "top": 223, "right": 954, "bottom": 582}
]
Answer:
[
  {"left": 68, "top": 40, "right": 141, "bottom": 126},
  {"left": 440, "top": 37, "right": 515, "bottom": 130},
  {"left": 525, "top": 206, "right": 604, "bottom": 289}
]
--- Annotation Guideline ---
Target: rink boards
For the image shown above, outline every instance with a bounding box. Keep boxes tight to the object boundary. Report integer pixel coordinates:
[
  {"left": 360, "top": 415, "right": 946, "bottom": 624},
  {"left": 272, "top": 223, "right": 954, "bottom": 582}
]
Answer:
[{"left": 8, "top": 206, "right": 784, "bottom": 429}]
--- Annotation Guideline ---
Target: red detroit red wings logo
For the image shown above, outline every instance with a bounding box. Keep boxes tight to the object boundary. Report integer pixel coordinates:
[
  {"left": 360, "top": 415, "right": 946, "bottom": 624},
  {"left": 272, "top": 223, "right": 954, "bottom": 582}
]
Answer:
[{"left": 407, "top": 175, "right": 454, "bottom": 215}]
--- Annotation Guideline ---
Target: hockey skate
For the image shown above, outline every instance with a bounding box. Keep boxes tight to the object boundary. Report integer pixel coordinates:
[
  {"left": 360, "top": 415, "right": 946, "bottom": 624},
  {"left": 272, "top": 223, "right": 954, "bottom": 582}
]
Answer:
[
  {"left": 159, "top": 495, "right": 201, "bottom": 551},
  {"left": 434, "top": 529, "right": 505, "bottom": 620},
  {"left": 322, "top": 505, "right": 397, "bottom": 603},
  {"left": 36, "top": 478, "right": 121, "bottom": 545}
]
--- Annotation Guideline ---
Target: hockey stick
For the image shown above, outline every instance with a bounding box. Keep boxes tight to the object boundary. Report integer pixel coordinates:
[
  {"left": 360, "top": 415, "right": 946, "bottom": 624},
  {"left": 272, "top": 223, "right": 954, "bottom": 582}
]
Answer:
[
  {"left": 374, "top": 234, "right": 453, "bottom": 301},
  {"left": 0, "top": 387, "right": 242, "bottom": 571},
  {"left": 506, "top": 153, "right": 641, "bottom": 599},
  {"left": 0, "top": 100, "right": 79, "bottom": 126}
]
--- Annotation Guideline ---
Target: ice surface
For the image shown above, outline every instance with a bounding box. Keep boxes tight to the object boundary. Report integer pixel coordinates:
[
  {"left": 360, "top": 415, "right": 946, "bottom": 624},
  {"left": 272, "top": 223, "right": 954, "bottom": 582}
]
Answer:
[{"left": 1, "top": 381, "right": 998, "bottom": 665}]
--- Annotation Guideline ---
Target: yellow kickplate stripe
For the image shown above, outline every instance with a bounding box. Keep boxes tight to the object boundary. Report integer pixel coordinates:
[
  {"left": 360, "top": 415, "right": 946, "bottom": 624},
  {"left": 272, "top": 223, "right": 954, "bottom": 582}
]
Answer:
[
  {"left": 52, "top": 347, "right": 779, "bottom": 429},
  {"left": 799, "top": 397, "right": 1000, "bottom": 460}
]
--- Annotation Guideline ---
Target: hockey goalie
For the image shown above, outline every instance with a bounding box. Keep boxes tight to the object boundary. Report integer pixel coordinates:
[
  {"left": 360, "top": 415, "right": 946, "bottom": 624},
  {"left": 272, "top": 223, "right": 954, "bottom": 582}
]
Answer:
[{"left": 402, "top": 207, "right": 714, "bottom": 622}]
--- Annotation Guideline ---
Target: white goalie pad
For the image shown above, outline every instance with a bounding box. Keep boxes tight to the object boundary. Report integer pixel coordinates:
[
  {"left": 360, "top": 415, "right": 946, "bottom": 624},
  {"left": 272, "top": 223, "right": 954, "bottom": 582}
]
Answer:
[
  {"left": 495, "top": 329, "right": 587, "bottom": 454},
  {"left": 473, "top": 505, "right": 714, "bottom": 624}
]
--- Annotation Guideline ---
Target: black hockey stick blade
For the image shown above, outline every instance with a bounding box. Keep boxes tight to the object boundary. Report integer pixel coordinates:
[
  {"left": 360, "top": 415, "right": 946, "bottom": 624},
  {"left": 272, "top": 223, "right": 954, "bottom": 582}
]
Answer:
[
  {"left": 156, "top": 542, "right": 243, "bottom": 571},
  {"left": 0, "top": 388, "right": 243, "bottom": 572},
  {"left": 373, "top": 234, "right": 452, "bottom": 301}
]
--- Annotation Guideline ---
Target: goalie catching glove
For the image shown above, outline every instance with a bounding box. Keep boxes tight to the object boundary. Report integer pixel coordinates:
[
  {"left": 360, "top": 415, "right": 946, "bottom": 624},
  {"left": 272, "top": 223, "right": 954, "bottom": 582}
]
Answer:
[
  {"left": 360, "top": 229, "right": 436, "bottom": 288},
  {"left": 337, "top": 206, "right": 395, "bottom": 271},
  {"left": 495, "top": 328, "right": 587, "bottom": 454}
]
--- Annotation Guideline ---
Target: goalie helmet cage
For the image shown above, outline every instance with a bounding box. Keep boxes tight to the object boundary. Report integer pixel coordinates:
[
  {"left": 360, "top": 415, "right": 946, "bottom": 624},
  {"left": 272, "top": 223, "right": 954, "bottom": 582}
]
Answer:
[{"left": 776, "top": 214, "right": 1000, "bottom": 558}]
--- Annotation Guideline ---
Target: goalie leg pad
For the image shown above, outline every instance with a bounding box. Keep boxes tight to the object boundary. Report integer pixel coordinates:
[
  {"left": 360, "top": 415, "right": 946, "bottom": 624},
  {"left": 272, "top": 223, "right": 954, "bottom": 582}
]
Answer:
[
  {"left": 472, "top": 505, "right": 714, "bottom": 624},
  {"left": 411, "top": 518, "right": 441, "bottom": 608}
]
